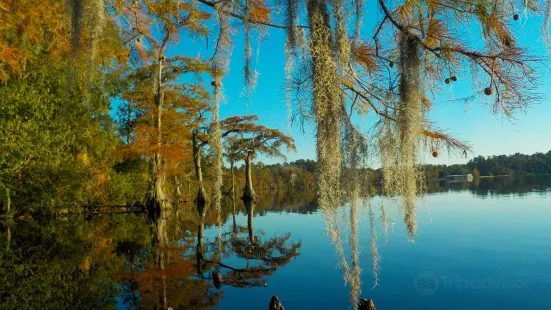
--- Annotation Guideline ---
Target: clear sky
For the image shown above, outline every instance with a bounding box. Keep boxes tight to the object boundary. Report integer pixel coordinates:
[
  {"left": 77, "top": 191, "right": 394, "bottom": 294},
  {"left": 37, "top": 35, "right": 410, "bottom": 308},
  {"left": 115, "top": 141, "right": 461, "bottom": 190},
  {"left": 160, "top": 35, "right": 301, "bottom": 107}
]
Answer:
[{"left": 122, "top": 4, "right": 551, "bottom": 167}]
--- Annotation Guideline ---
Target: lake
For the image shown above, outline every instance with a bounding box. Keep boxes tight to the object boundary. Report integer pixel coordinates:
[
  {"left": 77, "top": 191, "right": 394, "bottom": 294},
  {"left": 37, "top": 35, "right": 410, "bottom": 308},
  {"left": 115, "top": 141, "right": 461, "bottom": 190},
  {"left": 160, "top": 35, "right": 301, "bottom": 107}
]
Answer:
[{"left": 1, "top": 176, "right": 551, "bottom": 309}]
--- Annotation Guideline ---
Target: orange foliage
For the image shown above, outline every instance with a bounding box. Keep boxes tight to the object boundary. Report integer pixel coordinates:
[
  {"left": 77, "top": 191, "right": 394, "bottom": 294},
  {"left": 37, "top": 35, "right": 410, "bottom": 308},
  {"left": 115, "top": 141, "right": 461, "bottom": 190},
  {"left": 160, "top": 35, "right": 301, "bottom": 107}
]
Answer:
[
  {"left": 353, "top": 43, "right": 378, "bottom": 72},
  {"left": 118, "top": 245, "right": 220, "bottom": 309},
  {"left": 181, "top": 2, "right": 211, "bottom": 21},
  {"left": 0, "top": 0, "right": 69, "bottom": 82},
  {"left": 425, "top": 19, "right": 448, "bottom": 48},
  {"left": 249, "top": 0, "right": 271, "bottom": 23},
  {"left": 422, "top": 126, "right": 470, "bottom": 155}
]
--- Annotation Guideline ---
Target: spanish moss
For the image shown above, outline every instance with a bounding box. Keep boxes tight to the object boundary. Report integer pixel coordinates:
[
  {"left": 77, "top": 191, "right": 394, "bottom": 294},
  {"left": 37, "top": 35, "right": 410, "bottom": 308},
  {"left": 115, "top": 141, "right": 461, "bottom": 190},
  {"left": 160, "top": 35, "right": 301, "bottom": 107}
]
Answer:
[
  {"left": 380, "top": 202, "right": 389, "bottom": 242},
  {"left": 85, "top": 0, "right": 105, "bottom": 63},
  {"left": 286, "top": 0, "right": 300, "bottom": 49},
  {"left": 243, "top": 5, "right": 253, "bottom": 88},
  {"left": 212, "top": 2, "right": 235, "bottom": 221},
  {"left": 544, "top": 0, "right": 551, "bottom": 47},
  {"left": 211, "top": 84, "right": 224, "bottom": 227},
  {"left": 283, "top": 46, "right": 294, "bottom": 128},
  {"left": 283, "top": 0, "right": 304, "bottom": 126},
  {"left": 307, "top": 0, "right": 343, "bottom": 214},
  {"left": 348, "top": 194, "right": 362, "bottom": 306},
  {"left": 322, "top": 206, "right": 360, "bottom": 309},
  {"left": 380, "top": 33, "right": 425, "bottom": 240},
  {"left": 368, "top": 202, "right": 380, "bottom": 288},
  {"left": 332, "top": 0, "right": 350, "bottom": 69},
  {"left": 352, "top": 0, "right": 364, "bottom": 44}
]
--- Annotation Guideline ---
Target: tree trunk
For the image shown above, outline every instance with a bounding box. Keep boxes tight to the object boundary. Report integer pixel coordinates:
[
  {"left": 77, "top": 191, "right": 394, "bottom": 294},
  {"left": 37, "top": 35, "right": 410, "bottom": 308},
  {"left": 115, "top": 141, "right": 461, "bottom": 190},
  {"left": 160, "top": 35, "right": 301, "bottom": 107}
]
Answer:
[
  {"left": 5, "top": 187, "right": 9, "bottom": 214},
  {"left": 230, "top": 160, "right": 235, "bottom": 200},
  {"left": 126, "top": 103, "right": 131, "bottom": 145},
  {"left": 147, "top": 57, "right": 168, "bottom": 213},
  {"left": 269, "top": 296, "right": 285, "bottom": 310},
  {"left": 196, "top": 221, "right": 205, "bottom": 275},
  {"left": 193, "top": 133, "right": 208, "bottom": 214},
  {"left": 150, "top": 176, "right": 167, "bottom": 214},
  {"left": 175, "top": 176, "right": 182, "bottom": 197},
  {"left": 243, "top": 153, "right": 256, "bottom": 202},
  {"left": 187, "top": 180, "right": 191, "bottom": 202},
  {"left": 152, "top": 209, "right": 168, "bottom": 309},
  {"left": 244, "top": 199, "right": 255, "bottom": 244},
  {"left": 6, "top": 225, "right": 10, "bottom": 252},
  {"left": 231, "top": 198, "right": 237, "bottom": 234}
]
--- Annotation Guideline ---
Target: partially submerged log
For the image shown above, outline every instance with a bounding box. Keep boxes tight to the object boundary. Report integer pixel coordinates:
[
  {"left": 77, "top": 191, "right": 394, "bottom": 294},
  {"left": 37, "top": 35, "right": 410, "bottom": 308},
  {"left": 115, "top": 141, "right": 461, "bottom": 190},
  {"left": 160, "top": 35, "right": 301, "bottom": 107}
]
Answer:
[
  {"left": 56, "top": 205, "right": 145, "bottom": 216},
  {"left": 269, "top": 296, "right": 285, "bottom": 310},
  {"left": 93, "top": 205, "right": 145, "bottom": 214},
  {"left": 358, "top": 298, "right": 376, "bottom": 310}
]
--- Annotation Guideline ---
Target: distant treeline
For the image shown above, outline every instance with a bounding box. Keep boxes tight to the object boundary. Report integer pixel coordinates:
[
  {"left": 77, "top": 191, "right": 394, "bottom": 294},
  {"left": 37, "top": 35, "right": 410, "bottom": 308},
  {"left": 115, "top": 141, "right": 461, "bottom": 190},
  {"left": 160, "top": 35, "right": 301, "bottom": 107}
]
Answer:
[
  {"left": 265, "top": 152, "right": 551, "bottom": 186},
  {"left": 425, "top": 151, "right": 551, "bottom": 178},
  {"left": 239, "top": 159, "right": 317, "bottom": 193}
]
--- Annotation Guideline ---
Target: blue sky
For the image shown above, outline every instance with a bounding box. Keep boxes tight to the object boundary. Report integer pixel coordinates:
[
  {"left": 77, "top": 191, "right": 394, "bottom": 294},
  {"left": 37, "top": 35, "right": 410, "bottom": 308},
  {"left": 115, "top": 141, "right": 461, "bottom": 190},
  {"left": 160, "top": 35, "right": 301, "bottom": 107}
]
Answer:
[
  {"left": 218, "top": 10, "right": 551, "bottom": 166},
  {"left": 117, "top": 4, "right": 551, "bottom": 167}
]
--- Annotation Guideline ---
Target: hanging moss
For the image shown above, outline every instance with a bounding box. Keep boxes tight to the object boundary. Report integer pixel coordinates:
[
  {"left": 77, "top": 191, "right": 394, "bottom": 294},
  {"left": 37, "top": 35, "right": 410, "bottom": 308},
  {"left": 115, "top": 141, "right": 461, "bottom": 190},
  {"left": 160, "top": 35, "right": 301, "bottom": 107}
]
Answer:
[
  {"left": 348, "top": 194, "right": 361, "bottom": 305},
  {"left": 368, "top": 202, "right": 380, "bottom": 287},
  {"left": 306, "top": 3, "right": 351, "bottom": 299},
  {"left": 66, "top": 0, "right": 105, "bottom": 105},
  {"left": 211, "top": 92, "right": 224, "bottom": 241},
  {"left": 307, "top": 0, "right": 342, "bottom": 214},
  {"left": 211, "top": 84, "right": 224, "bottom": 220},
  {"left": 85, "top": 0, "right": 105, "bottom": 63},
  {"left": 283, "top": 47, "right": 294, "bottom": 128},
  {"left": 211, "top": 4, "right": 235, "bottom": 224},
  {"left": 380, "top": 202, "right": 390, "bottom": 242},
  {"left": 322, "top": 205, "right": 360, "bottom": 309},
  {"left": 243, "top": 6, "right": 253, "bottom": 88},
  {"left": 379, "top": 125, "right": 399, "bottom": 197},
  {"left": 544, "top": 0, "right": 551, "bottom": 46},
  {"left": 283, "top": 0, "right": 306, "bottom": 128},
  {"left": 379, "top": 33, "right": 425, "bottom": 240},
  {"left": 67, "top": 0, "right": 105, "bottom": 55},
  {"left": 352, "top": 0, "right": 364, "bottom": 44},
  {"left": 332, "top": 0, "right": 350, "bottom": 71},
  {"left": 309, "top": 1, "right": 363, "bottom": 299},
  {"left": 285, "top": 0, "right": 300, "bottom": 49}
]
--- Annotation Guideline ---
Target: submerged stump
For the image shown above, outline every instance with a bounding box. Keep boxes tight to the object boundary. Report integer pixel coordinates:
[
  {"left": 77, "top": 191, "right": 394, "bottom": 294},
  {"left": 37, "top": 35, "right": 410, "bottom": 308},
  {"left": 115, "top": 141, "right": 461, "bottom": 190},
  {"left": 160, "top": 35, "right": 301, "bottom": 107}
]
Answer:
[
  {"left": 358, "top": 298, "right": 376, "bottom": 310},
  {"left": 269, "top": 296, "right": 285, "bottom": 310}
]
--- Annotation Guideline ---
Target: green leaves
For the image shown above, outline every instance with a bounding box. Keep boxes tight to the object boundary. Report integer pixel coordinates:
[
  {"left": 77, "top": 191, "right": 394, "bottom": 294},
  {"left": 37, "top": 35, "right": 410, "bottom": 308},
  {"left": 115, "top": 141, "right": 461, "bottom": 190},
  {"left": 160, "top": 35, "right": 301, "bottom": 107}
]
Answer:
[{"left": 0, "top": 58, "right": 128, "bottom": 213}]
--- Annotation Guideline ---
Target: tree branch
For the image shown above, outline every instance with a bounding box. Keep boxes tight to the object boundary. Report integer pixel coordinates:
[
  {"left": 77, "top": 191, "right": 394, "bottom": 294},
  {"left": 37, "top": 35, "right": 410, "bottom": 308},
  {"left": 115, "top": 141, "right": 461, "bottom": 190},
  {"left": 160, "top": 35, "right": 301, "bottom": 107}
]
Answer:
[{"left": 195, "top": 0, "right": 309, "bottom": 30}]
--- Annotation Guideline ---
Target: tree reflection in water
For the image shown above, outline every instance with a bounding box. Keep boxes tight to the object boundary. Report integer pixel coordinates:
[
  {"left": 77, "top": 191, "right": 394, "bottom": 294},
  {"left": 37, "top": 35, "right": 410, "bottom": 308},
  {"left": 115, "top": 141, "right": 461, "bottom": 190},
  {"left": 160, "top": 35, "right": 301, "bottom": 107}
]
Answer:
[
  {"left": 197, "top": 199, "right": 301, "bottom": 289},
  {"left": 1, "top": 177, "right": 549, "bottom": 309},
  {"left": 118, "top": 197, "right": 301, "bottom": 309},
  {"left": 0, "top": 215, "right": 140, "bottom": 309},
  {"left": 117, "top": 208, "right": 224, "bottom": 309}
]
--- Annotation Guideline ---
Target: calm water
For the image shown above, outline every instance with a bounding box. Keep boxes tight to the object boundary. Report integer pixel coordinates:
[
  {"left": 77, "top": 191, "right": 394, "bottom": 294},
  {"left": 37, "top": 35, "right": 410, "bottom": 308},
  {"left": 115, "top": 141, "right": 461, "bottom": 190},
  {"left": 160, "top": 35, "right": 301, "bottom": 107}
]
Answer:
[{"left": 1, "top": 176, "right": 551, "bottom": 309}]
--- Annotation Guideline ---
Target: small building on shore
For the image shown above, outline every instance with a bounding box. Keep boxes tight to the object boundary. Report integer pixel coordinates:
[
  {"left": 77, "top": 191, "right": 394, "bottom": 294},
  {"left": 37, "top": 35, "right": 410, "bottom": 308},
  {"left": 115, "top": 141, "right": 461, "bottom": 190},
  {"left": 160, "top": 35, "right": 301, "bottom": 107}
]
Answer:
[{"left": 446, "top": 174, "right": 473, "bottom": 183}]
